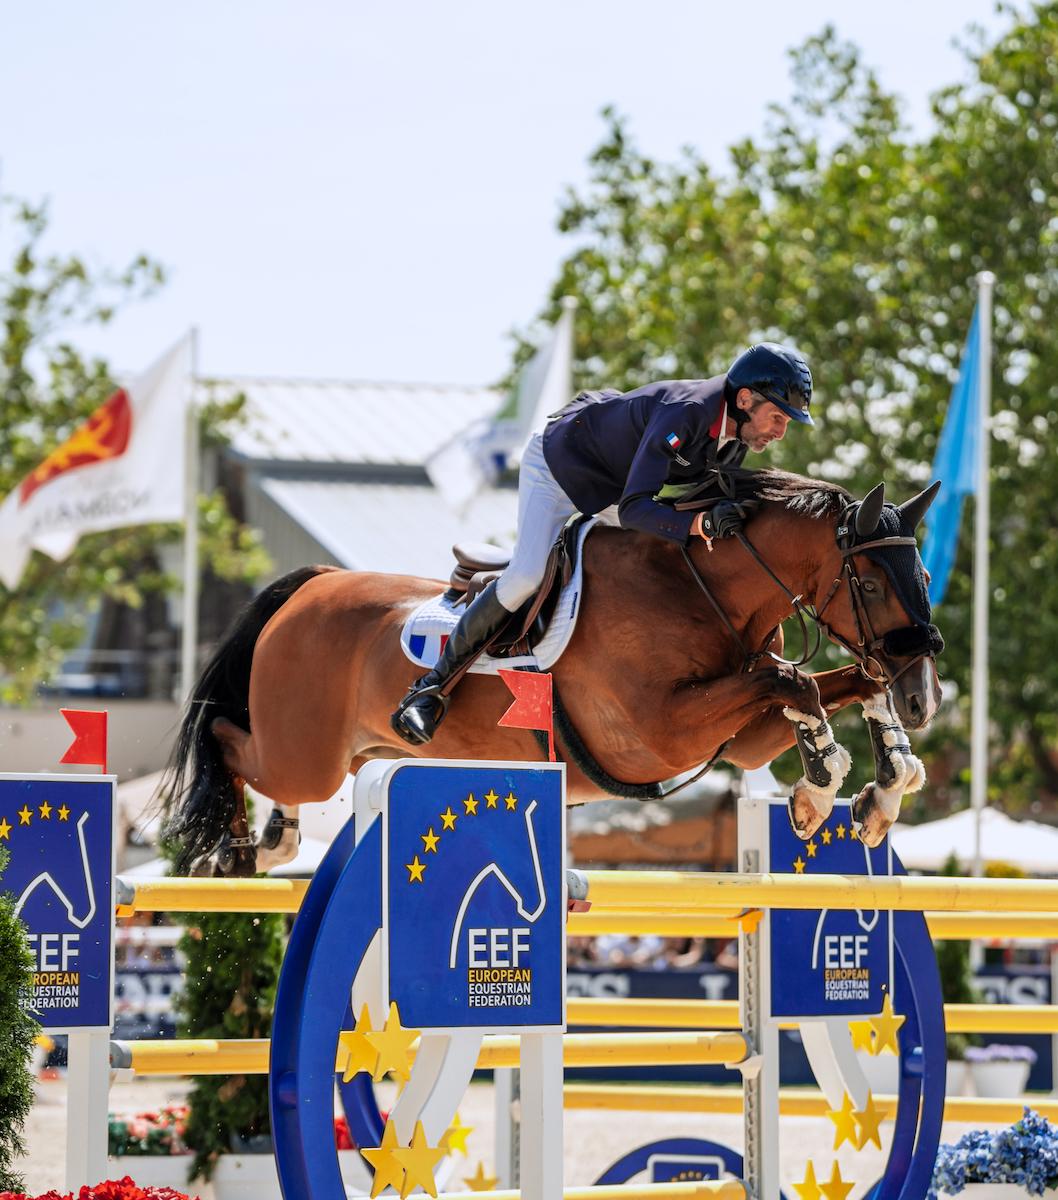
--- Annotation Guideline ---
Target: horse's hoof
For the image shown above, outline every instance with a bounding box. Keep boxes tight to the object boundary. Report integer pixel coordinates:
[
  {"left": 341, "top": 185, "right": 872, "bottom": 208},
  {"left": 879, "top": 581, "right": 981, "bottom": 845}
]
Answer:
[
  {"left": 852, "top": 783, "right": 892, "bottom": 849},
  {"left": 788, "top": 789, "right": 827, "bottom": 841}
]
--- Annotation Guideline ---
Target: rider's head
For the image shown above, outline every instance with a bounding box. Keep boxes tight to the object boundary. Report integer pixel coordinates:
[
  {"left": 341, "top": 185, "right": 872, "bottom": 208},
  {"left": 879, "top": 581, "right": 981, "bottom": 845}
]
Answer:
[{"left": 725, "top": 343, "right": 814, "bottom": 452}]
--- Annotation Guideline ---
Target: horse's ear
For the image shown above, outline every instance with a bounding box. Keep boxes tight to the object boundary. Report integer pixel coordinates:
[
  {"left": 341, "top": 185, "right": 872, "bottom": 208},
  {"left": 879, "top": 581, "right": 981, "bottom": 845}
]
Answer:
[
  {"left": 898, "top": 480, "right": 942, "bottom": 530},
  {"left": 855, "top": 483, "right": 886, "bottom": 537}
]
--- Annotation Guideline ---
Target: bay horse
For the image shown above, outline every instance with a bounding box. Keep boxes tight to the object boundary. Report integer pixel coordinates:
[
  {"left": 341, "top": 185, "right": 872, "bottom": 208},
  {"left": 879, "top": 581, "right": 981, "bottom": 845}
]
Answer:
[{"left": 162, "top": 470, "right": 943, "bottom": 876}]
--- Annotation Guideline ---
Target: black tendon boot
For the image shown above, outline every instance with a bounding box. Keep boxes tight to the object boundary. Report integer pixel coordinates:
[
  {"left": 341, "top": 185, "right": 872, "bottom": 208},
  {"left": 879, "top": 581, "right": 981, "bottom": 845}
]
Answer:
[{"left": 391, "top": 581, "right": 512, "bottom": 745}]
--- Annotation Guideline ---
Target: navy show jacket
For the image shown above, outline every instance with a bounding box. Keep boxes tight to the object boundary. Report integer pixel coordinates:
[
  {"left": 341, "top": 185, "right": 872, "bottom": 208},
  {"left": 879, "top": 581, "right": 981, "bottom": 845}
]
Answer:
[{"left": 541, "top": 376, "right": 749, "bottom": 543}]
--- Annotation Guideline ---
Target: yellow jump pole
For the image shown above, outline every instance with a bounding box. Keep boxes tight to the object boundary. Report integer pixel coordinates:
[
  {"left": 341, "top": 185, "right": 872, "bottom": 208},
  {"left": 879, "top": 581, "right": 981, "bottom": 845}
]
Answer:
[
  {"left": 114, "top": 877, "right": 308, "bottom": 917},
  {"left": 438, "top": 1185, "right": 745, "bottom": 1200},
  {"left": 114, "top": 1030, "right": 749, "bottom": 1076},
  {"left": 580, "top": 870, "right": 1058, "bottom": 914},
  {"left": 563, "top": 1084, "right": 1058, "bottom": 1125}
]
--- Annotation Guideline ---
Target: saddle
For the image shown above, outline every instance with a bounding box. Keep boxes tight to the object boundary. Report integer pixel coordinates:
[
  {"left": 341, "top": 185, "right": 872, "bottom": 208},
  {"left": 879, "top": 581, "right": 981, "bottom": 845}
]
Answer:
[{"left": 443, "top": 517, "right": 586, "bottom": 657}]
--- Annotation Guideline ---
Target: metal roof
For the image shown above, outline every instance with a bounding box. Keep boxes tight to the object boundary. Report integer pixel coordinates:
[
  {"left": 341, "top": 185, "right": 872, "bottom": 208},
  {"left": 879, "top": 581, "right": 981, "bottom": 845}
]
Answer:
[
  {"left": 259, "top": 477, "right": 518, "bottom": 580},
  {"left": 206, "top": 376, "right": 504, "bottom": 467}
]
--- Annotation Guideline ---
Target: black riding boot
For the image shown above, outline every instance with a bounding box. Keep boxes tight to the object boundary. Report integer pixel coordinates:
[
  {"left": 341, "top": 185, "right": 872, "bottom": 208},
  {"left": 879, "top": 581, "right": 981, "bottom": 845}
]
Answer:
[{"left": 391, "top": 581, "right": 512, "bottom": 745}]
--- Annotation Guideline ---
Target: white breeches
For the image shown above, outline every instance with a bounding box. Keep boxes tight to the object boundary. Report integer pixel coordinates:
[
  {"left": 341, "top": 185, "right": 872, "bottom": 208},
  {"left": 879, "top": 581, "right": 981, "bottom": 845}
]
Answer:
[{"left": 495, "top": 433, "right": 579, "bottom": 611}]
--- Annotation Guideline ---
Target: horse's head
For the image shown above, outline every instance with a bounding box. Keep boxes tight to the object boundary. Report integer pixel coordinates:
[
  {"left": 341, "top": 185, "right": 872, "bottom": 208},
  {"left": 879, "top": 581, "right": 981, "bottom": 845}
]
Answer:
[{"left": 819, "top": 482, "right": 944, "bottom": 730}]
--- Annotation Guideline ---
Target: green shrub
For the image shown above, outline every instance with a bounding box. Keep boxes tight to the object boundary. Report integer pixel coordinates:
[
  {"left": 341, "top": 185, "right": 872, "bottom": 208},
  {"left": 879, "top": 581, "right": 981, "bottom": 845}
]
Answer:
[{"left": 0, "top": 847, "right": 41, "bottom": 1192}]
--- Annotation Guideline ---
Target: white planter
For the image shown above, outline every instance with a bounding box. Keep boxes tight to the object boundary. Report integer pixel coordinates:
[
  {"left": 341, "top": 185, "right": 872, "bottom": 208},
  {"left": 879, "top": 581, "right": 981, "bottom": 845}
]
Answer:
[
  {"left": 946, "top": 1059, "right": 969, "bottom": 1097},
  {"left": 938, "top": 1186, "right": 1033, "bottom": 1197},
  {"left": 970, "top": 1059, "right": 1032, "bottom": 1098},
  {"left": 110, "top": 1150, "right": 368, "bottom": 1198},
  {"left": 109, "top": 1156, "right": 195, "bottom": 1188},
  {"left": 212, "top": 1153, "right": 284, "bottom": 1200}
]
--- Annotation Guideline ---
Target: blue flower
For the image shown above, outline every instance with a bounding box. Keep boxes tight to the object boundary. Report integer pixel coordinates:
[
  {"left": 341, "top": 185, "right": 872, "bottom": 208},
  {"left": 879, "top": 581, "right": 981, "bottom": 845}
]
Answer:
[{"left": 930, "top": 1108, "right": 1058, "bottom": 1197}]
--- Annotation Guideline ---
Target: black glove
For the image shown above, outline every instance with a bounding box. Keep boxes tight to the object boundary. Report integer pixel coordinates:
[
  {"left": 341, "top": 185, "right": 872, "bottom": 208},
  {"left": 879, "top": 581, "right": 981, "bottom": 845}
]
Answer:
[{"left": 700, "top": 500, "right": 748, "bottom": 539}]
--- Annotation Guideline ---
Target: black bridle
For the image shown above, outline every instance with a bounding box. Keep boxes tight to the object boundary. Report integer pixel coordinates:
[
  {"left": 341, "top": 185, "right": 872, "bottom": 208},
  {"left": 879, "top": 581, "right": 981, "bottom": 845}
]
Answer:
[{"left": 679, "top": 501, "right": 941, "bottom": 688}]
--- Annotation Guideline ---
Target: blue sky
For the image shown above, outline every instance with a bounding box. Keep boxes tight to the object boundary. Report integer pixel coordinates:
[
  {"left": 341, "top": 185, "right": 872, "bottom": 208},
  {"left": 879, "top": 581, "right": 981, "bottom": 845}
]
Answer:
[{"left": 1, "top": 1, "right": 1009, "bottom": 385}]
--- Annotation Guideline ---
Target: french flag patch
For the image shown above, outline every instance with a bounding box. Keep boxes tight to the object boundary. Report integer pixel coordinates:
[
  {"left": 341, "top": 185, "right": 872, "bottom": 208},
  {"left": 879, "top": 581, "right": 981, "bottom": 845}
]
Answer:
[{"left": 666, "top": 432, "right": 682, "bottom": 449}]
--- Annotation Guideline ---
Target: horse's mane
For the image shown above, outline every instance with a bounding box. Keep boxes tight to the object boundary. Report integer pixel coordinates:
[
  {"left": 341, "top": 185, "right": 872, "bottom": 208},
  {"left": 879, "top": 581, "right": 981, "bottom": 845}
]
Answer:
[{"left": 677, "top": 468, "right": 852, "bottom": 520}]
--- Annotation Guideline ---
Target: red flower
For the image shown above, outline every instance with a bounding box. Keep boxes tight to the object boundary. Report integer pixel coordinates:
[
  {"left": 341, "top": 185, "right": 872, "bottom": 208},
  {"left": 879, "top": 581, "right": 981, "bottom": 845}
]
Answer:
[{"left": 0, "top": 1182, "right": 200, "bottom": 1200}]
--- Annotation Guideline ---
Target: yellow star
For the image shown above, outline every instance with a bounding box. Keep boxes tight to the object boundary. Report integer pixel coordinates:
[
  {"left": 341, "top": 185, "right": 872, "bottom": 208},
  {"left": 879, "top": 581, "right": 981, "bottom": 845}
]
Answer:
[
  {"left": 57, "top": 804, "right": 70, "bottom": 821},
  {"left": 849, "top": 824, "right": 860, "bottom": 840},
  {"left": 854, "top": 1091, "right": 885, "bottom": 1150},
  {"left": 792, "top": 1160, "right": 822, "bottom": 1200},
  {"left": 806, "top": 840, "right": 818, "bottom": 857},
  {"left": 484, "top": 789, "right": 499, "bottom": 808},
  {"left": 463, "top": 793, "right": 479, "bottom": 815},
  {"left": 820, "top": 1160, "right": 854, "bottom": 1200},
  {"left": 821, "top": 827, "right": 832, "bottom": 845},
  {"left": 17, "top": 806, "right": 32, "bottom": 826},
  {"left": 38, "top": 801, "right": 53, "bottom": 819},
  {"left": 406, "top": 856, "right": 426, "bottom": 883},
  {"left": 793, "top": 857, "right": 806, "bottom": 874},
  {"left": 848, "top": 1020, "right": 874, "bottom": 1052},
  {"left": 835, "top": 823, "right": 846, "bottom": 839},
  {"left": 421, "top": 827, "right": 440, "bottom": 853},
  {"left": 0, "top": 818, "right": 10, "bottom": 841},
  {"left": 504, "top": 792, "right": 517, "bottom": 811},
  {"left": 825, "top": 1092, "right": 858, "bottom": 1150},
  {"left": 462, "top": 1160, "right": 498, "bottom": 1191},
  {"left": 393, "top": 1121, "right": 444, "bottom": 1198},
  {"left": 362, "top": 1119, "right": 406, "bottom": 1198},
  {"left": 366, "top": 1002, "right": 418, "bottom": 1082},
  {"left": 869, "top": 993, "right": 905, "bottom": 1056},
  {"left": 441, "top": 1112, "right": 473, "bottom": 1155},
  {"left": 338, "top": 1005, "right": 380, "bottom": 1081},
  {"left": 440, "top": 807, "right": 458, "bottom": 831}
]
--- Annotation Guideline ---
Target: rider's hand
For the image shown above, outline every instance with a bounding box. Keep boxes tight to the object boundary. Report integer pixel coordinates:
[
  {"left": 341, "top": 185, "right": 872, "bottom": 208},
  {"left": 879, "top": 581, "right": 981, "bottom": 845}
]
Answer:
[{"left": 698, "top": 500, "right": 746, "bottom": 540}]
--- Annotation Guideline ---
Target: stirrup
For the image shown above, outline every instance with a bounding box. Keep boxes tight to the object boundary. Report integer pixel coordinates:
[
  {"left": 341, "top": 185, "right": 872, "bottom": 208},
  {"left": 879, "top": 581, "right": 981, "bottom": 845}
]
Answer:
[{"left": 395, "top": 681, "right": 451, "bottom": 717}]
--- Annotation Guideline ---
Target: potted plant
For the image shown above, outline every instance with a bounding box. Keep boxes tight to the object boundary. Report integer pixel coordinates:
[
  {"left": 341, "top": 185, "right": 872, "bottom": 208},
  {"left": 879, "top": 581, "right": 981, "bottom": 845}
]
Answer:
[
  {"left": 965, "top": 1044, "right": 1038, "bottom": 1099},
  {"left": 931, "top": 1107, "right": 1058, "bottom": 1197},
  {"left": 175, "top": 908, "right": 286, "bottom": 1200},
  {"left": 0, "top": 1179, "right": 198, "bottom": 1199}
]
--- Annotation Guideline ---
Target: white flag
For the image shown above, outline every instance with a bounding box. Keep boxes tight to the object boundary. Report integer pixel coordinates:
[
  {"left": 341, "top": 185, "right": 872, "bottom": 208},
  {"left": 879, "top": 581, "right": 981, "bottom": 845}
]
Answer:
[
  {"left": 425, "top": 299, "right": 576, "bottom": 513},
  {"left": 0, "top": 334, "right": 193, "bottom": 590}
]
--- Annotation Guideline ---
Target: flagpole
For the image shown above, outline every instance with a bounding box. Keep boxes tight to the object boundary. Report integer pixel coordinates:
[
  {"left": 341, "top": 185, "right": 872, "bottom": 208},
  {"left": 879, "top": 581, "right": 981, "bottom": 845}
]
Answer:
[
  {"left": 180, "top": 329, "right": 200, "bottom": 703},
  {"left": 970, "top": 271, "right": 994, "bottom": 878}
]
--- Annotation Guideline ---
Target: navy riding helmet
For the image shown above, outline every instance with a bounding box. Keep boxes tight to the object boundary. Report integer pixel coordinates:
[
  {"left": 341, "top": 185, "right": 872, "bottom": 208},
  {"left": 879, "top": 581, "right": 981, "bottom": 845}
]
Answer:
[{"left": 725, "top": 342, "right": 814, "bottom": 425}]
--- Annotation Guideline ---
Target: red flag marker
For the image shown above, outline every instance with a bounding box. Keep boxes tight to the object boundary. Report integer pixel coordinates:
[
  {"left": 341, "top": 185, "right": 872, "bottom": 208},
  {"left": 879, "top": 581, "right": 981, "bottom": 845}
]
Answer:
[
  {"left": 59, "top": 709, "right": 108, "bottom": 773},
  {"left": 497, "top": 670, "right": 555, "bottom": 762}
]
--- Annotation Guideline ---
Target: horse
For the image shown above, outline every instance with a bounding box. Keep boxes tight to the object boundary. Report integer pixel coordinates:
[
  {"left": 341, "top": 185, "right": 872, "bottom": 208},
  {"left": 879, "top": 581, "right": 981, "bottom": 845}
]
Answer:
[{"left": 162, "top": 470, "right": 943, "bottom": 876}]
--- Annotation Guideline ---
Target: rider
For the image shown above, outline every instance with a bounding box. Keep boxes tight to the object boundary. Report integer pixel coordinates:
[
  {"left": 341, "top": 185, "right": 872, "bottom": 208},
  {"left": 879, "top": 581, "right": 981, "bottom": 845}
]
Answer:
[{"left": 391, "top": 341, "right": 814, "bottom": 745}]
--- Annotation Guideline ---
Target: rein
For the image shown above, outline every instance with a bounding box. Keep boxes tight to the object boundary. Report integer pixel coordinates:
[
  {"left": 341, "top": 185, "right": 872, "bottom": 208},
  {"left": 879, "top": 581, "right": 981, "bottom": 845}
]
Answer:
[{"left": 679, "top": 504, "right": 931, "bottom": 686}]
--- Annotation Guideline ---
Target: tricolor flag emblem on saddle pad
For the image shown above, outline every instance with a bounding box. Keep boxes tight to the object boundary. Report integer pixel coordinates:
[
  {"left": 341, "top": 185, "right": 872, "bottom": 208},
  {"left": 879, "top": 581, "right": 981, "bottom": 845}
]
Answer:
[
  {"left": 407, "top": 632, "right": 449, "bottom": 663},
  {"left": 666, "top": 432, "right": 682, "bottom": 449}
]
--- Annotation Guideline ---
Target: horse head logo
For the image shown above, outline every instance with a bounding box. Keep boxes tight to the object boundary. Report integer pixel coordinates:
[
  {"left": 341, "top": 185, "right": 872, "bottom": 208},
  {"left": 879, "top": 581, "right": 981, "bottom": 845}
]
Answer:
[{"left": 14, "top": 811, "right": 97, "bottom": 929}]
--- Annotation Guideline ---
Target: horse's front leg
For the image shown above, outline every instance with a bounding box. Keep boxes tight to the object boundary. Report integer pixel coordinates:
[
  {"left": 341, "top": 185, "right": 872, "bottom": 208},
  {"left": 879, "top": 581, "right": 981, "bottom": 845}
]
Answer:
[
  {"left": 852, "top": 693, "right": 926, "bottom": 848},
  {"left": 725, "top": 665, "right": 879, "bottom": 839}
]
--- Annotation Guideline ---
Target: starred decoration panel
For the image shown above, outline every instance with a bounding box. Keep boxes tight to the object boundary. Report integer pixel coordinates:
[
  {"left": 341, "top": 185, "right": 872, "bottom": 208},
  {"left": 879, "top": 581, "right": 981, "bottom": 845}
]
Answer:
[
  {"left": 0, "top": 775, "right": 115, "bottom": 1031},
  {"left": 382, "top": 762, "right": 565, "bottom": 1032},
  {"left": 767, "top": 799, "right": 894, "bottom": 1020}
]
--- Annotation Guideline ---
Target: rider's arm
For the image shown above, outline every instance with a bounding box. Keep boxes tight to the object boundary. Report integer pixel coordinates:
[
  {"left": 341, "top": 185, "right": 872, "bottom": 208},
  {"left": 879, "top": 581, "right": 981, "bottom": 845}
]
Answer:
[{"left": 617, "top": 401, "right": 717, "bottom": 543}]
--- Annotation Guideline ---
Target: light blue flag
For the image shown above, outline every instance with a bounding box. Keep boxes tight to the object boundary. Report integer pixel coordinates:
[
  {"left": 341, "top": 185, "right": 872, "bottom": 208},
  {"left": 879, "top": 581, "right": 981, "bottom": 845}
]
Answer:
[{"left": 921, "top": 305, "right": 981, "bottom": 604}]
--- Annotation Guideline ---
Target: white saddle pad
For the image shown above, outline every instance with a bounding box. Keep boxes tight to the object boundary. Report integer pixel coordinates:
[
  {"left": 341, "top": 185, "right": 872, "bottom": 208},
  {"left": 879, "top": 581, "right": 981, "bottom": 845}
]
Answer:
[{"left": 399, "top": 519, "right": 595, "bottom": 674}]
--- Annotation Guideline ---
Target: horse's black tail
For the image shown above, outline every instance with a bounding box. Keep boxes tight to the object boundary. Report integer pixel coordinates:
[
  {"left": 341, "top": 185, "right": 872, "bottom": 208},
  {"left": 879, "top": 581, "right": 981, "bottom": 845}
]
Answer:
[{"left": 161, "top": 565, "right": 334, "bottom": 874}]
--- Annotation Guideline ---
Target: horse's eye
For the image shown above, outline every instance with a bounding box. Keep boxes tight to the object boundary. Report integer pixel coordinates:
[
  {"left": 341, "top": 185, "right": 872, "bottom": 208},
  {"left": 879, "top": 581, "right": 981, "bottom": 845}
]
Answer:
[{"left": 862, "top": 580, "right": 879, "bottom": 594}]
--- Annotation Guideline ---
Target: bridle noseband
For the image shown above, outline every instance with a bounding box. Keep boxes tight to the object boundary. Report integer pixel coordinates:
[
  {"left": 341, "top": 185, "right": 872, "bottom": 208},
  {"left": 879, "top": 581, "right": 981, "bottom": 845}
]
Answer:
[{"left": 679, "top": 501, "right": 940, "bottom": 688}]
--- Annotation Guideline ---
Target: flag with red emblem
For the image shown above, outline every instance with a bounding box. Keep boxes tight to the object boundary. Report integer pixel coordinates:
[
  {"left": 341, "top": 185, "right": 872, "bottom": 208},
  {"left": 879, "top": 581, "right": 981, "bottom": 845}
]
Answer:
[
  {"left": 498, "top": 668, "right": 555, "bottom": 761},
  {"left": 0, "top": 335, "right": 193, "bottom": 590}
]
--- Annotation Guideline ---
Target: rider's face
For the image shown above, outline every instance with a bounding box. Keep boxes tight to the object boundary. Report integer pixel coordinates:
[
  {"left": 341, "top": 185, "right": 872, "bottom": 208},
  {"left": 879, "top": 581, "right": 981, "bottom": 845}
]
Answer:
[{"left": 737, "top": 390, "right": 791, "bottom": 452}]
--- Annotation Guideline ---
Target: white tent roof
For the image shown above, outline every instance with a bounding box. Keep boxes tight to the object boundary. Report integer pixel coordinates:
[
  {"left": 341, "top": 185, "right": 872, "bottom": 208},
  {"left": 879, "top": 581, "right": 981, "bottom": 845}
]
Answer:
[{"left": 891, "top": 807, "right": 1058, "bottom": 875}]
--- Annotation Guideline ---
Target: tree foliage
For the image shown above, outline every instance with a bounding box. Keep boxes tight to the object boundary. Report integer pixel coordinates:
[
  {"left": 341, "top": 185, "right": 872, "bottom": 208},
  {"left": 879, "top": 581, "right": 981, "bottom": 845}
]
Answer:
[
  {"left": 531, "top": 3, "right": 1058, "bottom": 810},
  {"left": 0, "top": 198, "right": 271, "bottom": 701}
]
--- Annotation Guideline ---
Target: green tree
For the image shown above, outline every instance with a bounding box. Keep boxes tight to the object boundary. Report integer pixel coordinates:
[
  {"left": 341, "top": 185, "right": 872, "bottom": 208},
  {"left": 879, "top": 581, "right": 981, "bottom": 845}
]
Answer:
[
  {"left": 531, "top": 3, "right": 1058, "bottom": 808},
  {"left": 0, "top": 848, "right": 39, "bottom": 1192},
  {"left": 176, "top": 909, "right": 286, "bottom": 1180},
  {"left": 0, "top": 196, "right": 270, "bottom": 701}
]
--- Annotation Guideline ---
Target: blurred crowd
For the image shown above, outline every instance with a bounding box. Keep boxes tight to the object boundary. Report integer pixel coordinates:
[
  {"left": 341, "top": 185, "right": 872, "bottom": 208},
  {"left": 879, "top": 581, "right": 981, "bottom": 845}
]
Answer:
[{"left": 566, "top": 935, "right": 738, "bottom": 971}]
